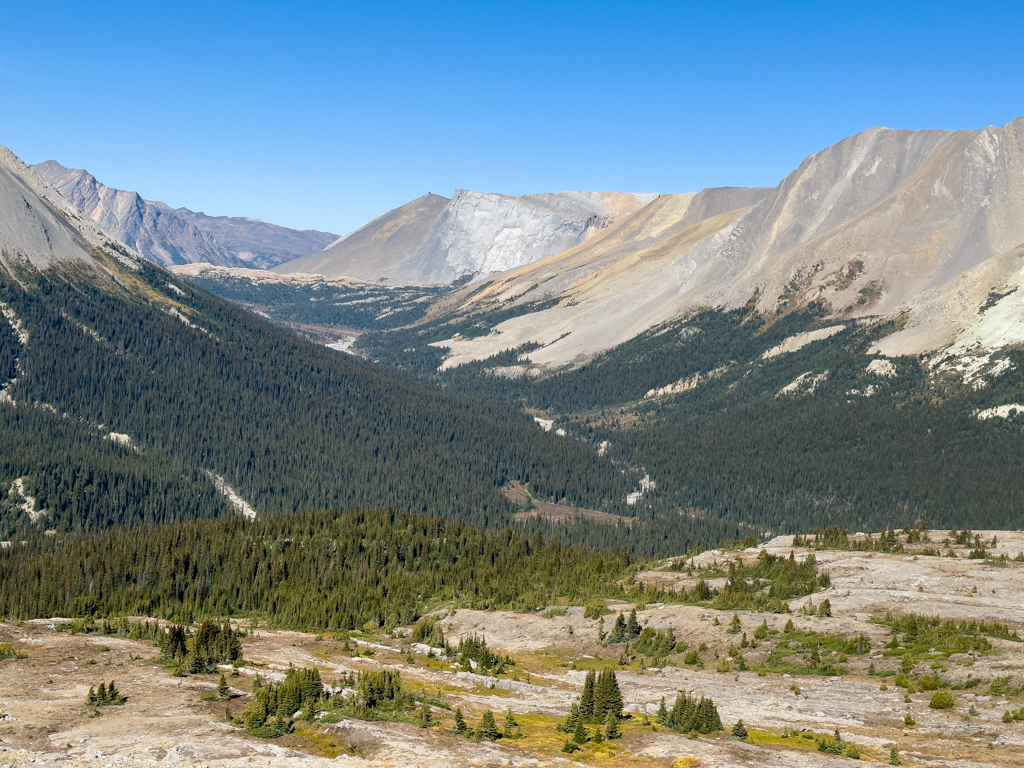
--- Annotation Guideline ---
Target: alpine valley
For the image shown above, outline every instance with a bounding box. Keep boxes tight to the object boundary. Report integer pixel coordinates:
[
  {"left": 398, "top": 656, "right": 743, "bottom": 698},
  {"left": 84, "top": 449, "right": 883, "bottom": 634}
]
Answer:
[{"left": 3, "top": 119, "right": 1024, "bottom": 768}]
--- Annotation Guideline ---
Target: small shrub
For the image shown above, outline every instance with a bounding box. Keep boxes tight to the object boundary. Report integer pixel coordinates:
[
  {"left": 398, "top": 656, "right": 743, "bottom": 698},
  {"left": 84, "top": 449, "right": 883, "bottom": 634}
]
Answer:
[{"left": 930, "top": 690, "right": 955, "bottom": 710}]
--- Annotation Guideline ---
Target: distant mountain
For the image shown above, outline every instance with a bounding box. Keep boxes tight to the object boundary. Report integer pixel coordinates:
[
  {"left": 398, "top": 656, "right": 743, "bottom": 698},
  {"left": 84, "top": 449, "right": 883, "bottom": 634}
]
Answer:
[
  {"left": 434, "top": 118, "right": 1024, "bottom": 371},
  {"left": 31, "top": 160, "right": 338, "bottom": 269},
  {"left": 278, "top": 193, "right": 451, "bottom": 280},
  {"left": 276, "top": 189, "right": 659, "bottom": 284}
]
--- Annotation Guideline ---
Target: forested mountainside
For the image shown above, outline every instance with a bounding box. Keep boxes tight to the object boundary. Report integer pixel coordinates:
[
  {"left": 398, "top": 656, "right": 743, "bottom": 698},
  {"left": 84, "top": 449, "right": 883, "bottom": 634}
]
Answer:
[
  {"left": 0, "top": 258, "right": 639, "bottom": 533},
  {"left": 355, "top": 302, "right": 1024, "bottom": 536}
]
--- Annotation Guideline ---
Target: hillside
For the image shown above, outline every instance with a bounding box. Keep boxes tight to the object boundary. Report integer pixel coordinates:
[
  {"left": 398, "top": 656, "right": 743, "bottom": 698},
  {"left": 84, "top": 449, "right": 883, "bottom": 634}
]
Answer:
[
  {"left": 0, "top": 144, "right": 645, "bottom": 538},
  {"left": 430, "top": 118, "right": 1024, "bottom": 371},
  {"left": 32, "top": 160, "right": 338, "bottom": 269},
  {"left": 275, "top": 189, "right": 659, "bottom": 284}
]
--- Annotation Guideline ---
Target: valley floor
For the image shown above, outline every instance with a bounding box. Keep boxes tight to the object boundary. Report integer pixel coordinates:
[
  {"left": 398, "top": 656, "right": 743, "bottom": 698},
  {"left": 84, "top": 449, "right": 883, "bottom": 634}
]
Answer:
[{"left": 2, "top": 532, "right": 1024, "bottom": 767}]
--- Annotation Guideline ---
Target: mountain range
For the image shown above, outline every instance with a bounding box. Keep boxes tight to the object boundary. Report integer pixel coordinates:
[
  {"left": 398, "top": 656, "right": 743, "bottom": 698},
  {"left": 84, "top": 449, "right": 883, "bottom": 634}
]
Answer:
[
  {"left": 433, "top": 119, "right": 1024, "bottom": 371},
  {"left": 31, "top": 160, "right": 338, "bottom": 269}
]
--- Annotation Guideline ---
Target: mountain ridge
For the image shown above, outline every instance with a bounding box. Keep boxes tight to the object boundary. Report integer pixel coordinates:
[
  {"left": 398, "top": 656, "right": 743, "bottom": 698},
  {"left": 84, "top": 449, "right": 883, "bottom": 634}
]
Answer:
[
  {"left": 275, "top": 189, "right": 659, "bottom": 284},
  {"left": 431, "top": 118, "right": 1024, "bottom": 371},
  {"left": 31, "top": 160, "right": 338, "bottom": 269}
]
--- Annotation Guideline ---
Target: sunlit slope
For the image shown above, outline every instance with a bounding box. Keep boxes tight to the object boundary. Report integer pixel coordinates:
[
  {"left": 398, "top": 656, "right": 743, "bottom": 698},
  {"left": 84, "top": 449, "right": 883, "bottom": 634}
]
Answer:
[{"left": 436, "top": 119, "right": 1024, "bottom": 370}]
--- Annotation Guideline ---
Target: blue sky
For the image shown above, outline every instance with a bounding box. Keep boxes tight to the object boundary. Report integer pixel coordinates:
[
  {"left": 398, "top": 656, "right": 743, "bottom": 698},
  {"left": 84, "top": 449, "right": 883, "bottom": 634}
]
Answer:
[{"left": 2, "top": 1, "right": 1022, "bottom": 235}]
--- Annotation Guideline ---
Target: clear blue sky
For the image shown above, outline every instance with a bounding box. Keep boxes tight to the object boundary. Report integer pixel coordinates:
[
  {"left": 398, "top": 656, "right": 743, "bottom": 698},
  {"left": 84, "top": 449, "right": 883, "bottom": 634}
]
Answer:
[{"left": 2, "top": 1, "right": 1021, "bottom": 235}]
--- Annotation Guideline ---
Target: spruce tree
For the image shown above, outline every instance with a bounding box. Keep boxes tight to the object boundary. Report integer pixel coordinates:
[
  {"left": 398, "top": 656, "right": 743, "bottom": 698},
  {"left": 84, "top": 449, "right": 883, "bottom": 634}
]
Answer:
[
  {"left": 732, "top": 719, "right": 748, "bottom": 739},
  {"left": 580, "top": 671, "right": 596, "bottom": 719},
  {"left": 97, "top": 682, "right": 107, "bottom": 704},
  {"left": 573, "top": 716, "right": 589, "bottom": 745},
  {"left": 727, "top": 613, "right": 742, "bottom": 634},
  {"left": 626, "top": 609, "right": 641, "bottom": 639},
  {"left": 478, "top": 709, "right": 500, "bottom": 741},
  {"left": 503, "top": 708, "right": 518, "bottom": 738},
  {"left": 604, "top": 709, "right": 620, "bottom": 739},
  {"left": 86, "top": 686, "right": 96, "bottom": 705},
  {"left": 889, "top": 745, "right": 902, "bottom": 765},
  {"left": 218, "top": 673, "right": 230, "bottom": 700},
  {"left": 453, "top": 707, "right": 467, "bottom": 734},
  {"left": 656, "top": 697, "right": 668, "bottom": 725}
]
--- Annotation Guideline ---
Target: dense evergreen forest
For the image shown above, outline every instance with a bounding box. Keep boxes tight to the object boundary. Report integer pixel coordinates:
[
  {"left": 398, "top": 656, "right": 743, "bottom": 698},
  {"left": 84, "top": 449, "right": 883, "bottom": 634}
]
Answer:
[
  {"left": 0, "top": 260, "right": 636, "bottom": 533},
  {"left": 353, "top": 301, "right": 1024, "bottom": 535},
  {"left": 0, "top": 508, "right": 636, "bottom": 629}
]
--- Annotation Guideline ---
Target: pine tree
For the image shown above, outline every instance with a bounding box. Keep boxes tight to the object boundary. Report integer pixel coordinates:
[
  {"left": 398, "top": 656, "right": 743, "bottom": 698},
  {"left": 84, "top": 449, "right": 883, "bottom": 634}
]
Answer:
[
  {"left": 580, "top": 671, "right": 595, "bottom": 719},
  {"left": 609, "top": 613, "right": 626, "bottom": 643},
  {"left": 727, "top": 613, "right": 742, "bottom": 634},
  {"left": 656, "top": 697, "right": 668, "bottom": 724},
  {"left": 503, "top": 708, "right": 518, "bottom": 738},
  {"left": 626, "top": 609, "right": 641, "bottom": 639},
  {"left": 86, "top": 686, "right": 96, "bottom": 705},
  {"left": 784, "top": 618, "right": 795, "bottom": 632},
  {"left": 573, "top": 716, "right": 589, "bottom": 745},
  {"left": 561, "top": 701, "right": 580, "bottom": 732},
  {"left": 817, "top": 599, "right": 832, "bottom": 618},
  {"left": 97, "top": 682, "right": 107, "bottom": 704},
  {"left": 453, "top": 707, "right": 467, "bottom": 734},
  {"left": 478, "top": 709, "right": 500, "bottom": 741},
  {"left": 604, "top": 709, "right": 620, "bottom": 739},
  {"left": 593, "top": 669, "right": 623, "bottom": 720},
  {"left": 419, "top": 704, "right": 433, "bottom": 727},
  {"left": 889, "top": 745, "right": 902, "bottom": 765},
  {"left": 732, "top": 719, "right": 748, "bottom": 739},
  {"left": 218, "top": 673, "right": 230, "bottom": 700}
]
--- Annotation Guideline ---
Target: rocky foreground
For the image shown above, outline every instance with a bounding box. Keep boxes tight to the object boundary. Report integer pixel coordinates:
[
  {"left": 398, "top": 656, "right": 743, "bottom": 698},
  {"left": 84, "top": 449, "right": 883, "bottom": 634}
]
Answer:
[{"left": 2, "top": 530, "right": 1024, "bottom": 767}]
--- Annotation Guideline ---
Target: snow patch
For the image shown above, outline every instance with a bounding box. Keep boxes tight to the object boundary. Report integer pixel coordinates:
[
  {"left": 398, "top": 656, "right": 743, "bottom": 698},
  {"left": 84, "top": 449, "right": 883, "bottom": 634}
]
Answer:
[
  {"left": 0, "top": 302, "right": 28, "bottom": 346},
  {"left": 327, "top": 337, "right": 357, "bottom": 353},
  {"left": 626, "top": 474, "right": 655, "bottom": 506},
  {"left": 645, "top": 365, "right": 730, "bottom": 399}
]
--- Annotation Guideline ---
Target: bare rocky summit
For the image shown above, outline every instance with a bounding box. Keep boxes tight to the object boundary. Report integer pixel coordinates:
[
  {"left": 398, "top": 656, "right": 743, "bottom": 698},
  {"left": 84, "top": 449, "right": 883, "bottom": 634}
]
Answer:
[{"left": 276, "top": 189, "right": 658, "bottom": 284}]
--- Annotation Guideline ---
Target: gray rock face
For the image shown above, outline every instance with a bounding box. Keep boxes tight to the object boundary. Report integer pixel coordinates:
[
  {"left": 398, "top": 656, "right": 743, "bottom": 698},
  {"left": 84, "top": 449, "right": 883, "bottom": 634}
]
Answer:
[
  {"left": 0, "top": 148, "right": 131, "bottom": 271},
  {"left": 275, "top": 189, "right": 658, "bottom": 284},
  {"left": 31, "top": 161, "right": 338, "bottom": 269},
  {"left": 408, "top": 190, "right": 658, "bottom": 283}
]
